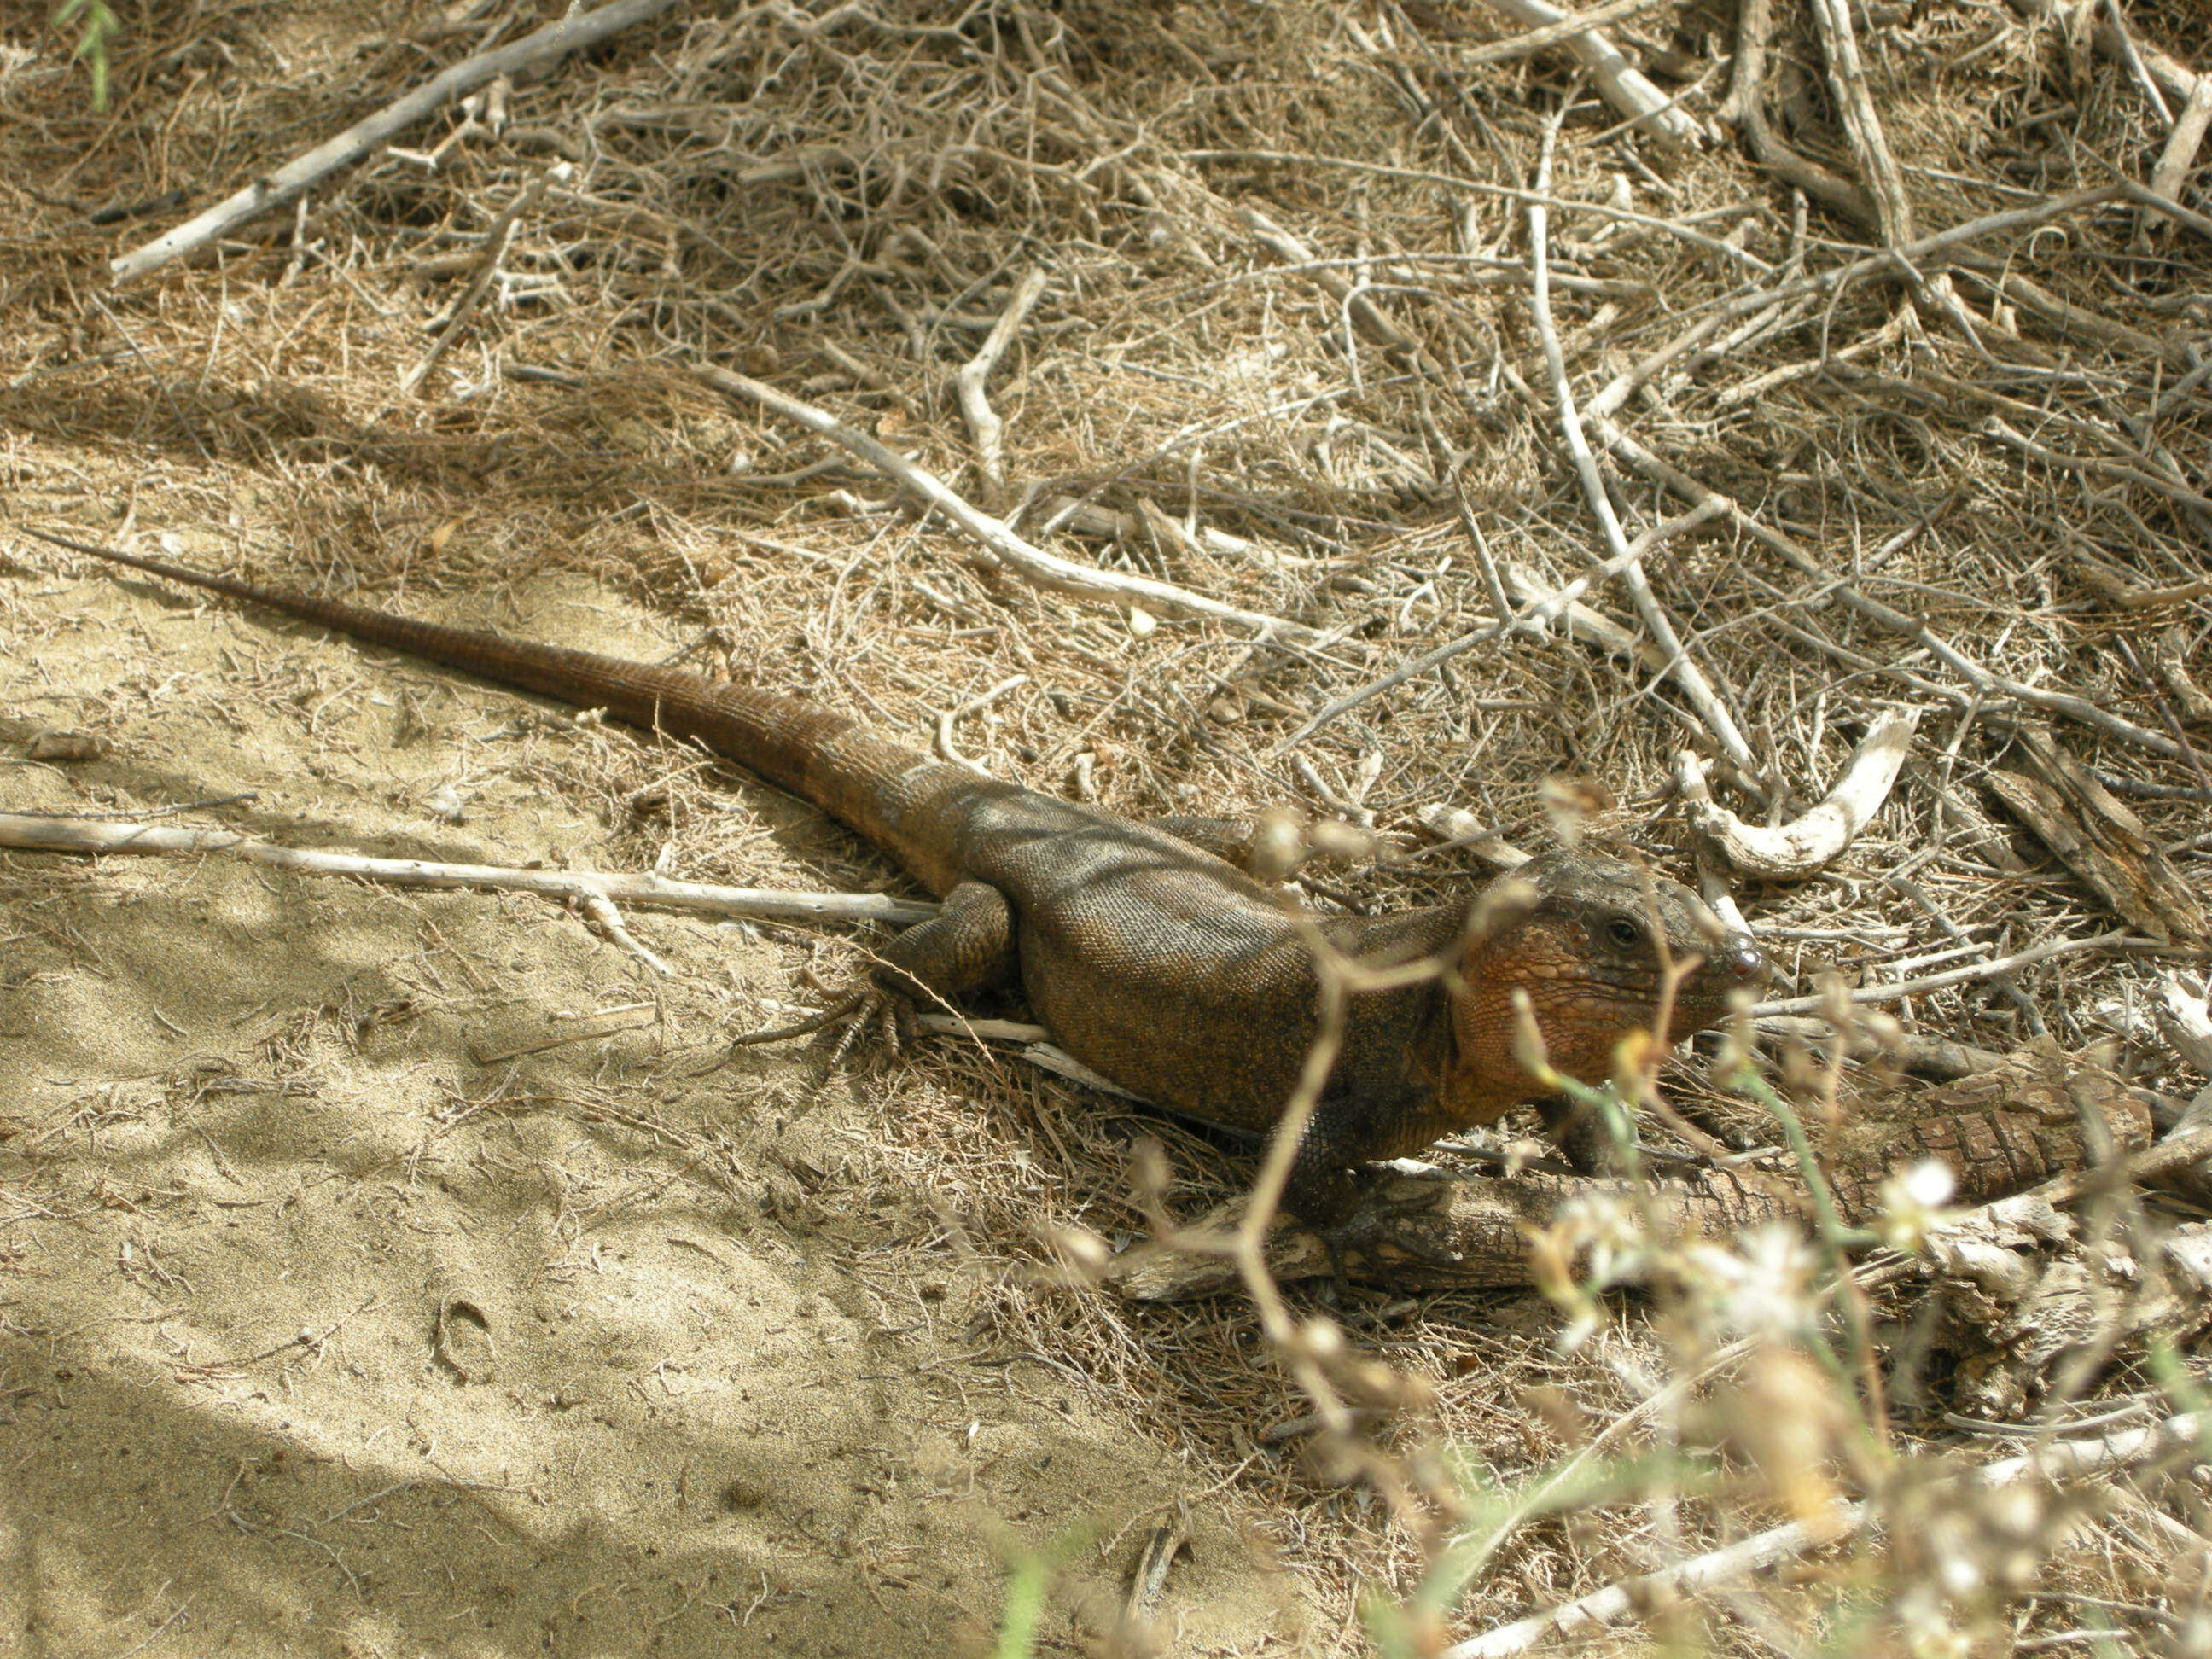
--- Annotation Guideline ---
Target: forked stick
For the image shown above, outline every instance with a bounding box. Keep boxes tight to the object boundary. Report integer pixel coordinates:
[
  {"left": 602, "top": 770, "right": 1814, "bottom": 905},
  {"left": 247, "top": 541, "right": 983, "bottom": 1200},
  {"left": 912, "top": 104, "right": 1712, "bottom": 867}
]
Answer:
[{"left": 699, "top": 366, "right": 1326, "bottom": 644}]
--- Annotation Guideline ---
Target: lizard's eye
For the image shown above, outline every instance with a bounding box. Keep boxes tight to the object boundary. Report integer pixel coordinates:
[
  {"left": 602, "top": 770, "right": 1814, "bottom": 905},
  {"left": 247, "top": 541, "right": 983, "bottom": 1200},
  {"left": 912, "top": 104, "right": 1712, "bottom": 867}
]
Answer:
[{"left": 1604, "top": 917, "right": 1644, "bottom": 951}]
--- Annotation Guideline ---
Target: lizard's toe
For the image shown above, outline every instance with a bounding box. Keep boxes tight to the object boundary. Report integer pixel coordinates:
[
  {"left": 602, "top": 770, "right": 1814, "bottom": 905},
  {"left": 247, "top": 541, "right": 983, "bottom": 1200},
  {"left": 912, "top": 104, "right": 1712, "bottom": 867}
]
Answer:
[{"left": 729, "top": 987, "right": 880, "bottom": 1054}]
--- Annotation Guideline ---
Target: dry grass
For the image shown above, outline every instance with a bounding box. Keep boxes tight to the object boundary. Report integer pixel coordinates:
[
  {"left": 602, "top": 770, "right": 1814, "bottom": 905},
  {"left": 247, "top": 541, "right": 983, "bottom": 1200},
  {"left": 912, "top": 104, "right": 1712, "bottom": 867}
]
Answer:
[{"left": 3, "top": 0, "right": 2212, "bottom": 1651}]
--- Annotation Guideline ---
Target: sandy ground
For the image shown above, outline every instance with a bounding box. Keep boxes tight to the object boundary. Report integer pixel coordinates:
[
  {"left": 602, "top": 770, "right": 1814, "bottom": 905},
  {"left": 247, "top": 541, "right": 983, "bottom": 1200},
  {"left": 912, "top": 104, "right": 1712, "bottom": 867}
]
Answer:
[{"left": 0, "top": 514, "right": 1308, "bottom": 1656}]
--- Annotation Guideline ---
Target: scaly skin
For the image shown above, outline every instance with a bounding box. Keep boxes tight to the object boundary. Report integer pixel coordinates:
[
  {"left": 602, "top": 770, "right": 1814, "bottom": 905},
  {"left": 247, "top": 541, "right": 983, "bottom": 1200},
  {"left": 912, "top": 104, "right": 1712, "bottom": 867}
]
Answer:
[{"left": 43, "top": 530, "right": 1767, "bottom": 1220}]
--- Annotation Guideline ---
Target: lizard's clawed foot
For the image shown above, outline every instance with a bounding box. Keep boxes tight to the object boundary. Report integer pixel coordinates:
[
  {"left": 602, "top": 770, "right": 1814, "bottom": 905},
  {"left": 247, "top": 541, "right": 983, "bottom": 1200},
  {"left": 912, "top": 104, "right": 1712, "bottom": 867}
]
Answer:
[{"left": 727, "top": 985, "right": 911, "bottom": 1063}]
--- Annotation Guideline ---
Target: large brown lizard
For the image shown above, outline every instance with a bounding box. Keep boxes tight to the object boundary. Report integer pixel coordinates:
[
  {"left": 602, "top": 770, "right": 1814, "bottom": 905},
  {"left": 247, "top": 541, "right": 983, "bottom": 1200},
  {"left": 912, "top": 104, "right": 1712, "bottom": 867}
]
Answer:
[{"left": 38, "top": 529, "right": 1766, "bottom": 1220}]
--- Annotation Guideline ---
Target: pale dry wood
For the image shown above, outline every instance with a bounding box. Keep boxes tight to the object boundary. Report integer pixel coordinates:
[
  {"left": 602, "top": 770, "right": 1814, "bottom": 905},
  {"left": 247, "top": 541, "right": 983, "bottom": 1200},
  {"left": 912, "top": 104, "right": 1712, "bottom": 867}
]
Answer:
[
  {"left": 696, "top": 366, "right": 1328, "bottom": 644},
  {"left": 2154, "top": 628, "right": 2212, "bottom": 723},
  {"left": 1464, "top": 0, "right": 1677, "bottom": 65},
  {"left": 1470, "top": 0, "right": 1705, "bottom": 148},
  {"left": 1811, "top": 0, "right": 1918, "bottom": 250},
  {"left": 1447, "top": 1408, "right": 2211, "bottom": 1658},
  {"left": 1984, "top": 271, "right": 2186, "bottom": 364},
  {"left": 952, "top": 268, "right": 1047, "bottom": 504},
  {"left": 110, "top": 0, "right": 684, "bottom": 282},
  {"left": 1807, "top": 0, "right": 1984, "bottom": 340},
  {"left": 1984, "top": 725, "right": 2210, "bottom": 941},
  {"left": 1411, "top": 802, "right": 1535, "bottom": 870},
  {"left": 1527, "top": 132, "right": 1761, "bottom": 781},
  {"left": 2146, "top": 75, "right": 2212, "bottom": 238},
  {"left": 1678, "top": 711, "right": 1918, "bottom": 880},
  {"left": 0, "top": 811, "right": 936, "bottom": 927},
  {"left": 1750, "top": 930, "right": 2155, "bottom": 1018}
]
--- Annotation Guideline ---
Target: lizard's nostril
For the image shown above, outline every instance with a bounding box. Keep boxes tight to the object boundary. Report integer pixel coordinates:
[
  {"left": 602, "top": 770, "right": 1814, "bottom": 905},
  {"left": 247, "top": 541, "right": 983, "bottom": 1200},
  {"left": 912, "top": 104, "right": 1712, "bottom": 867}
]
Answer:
[{"left": 1726, "top": 942, "right": 1768, "bottom": 985}]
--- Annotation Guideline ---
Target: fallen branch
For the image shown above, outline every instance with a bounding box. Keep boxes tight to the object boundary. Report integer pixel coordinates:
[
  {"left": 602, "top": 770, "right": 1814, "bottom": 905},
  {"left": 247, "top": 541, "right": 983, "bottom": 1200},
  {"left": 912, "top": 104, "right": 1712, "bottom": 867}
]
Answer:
[
  {"left": 1451, "top": 1404, "right": 2211, "bottom": 1658},
  {"left": 1470, "top": 0, "right": 1704, "bottom": 148},
  {"left": 1466, "top": 0, "right": 1676, "bottom": 63},
  {"left": 2010, "top": 0, "right": 2204, "bottom": 110},
  {"left": 2123, "top": 177, "right": 2212, "bottom": 247},
  {"left": 696, "top": 366, "right": 1327, "bottom": 645},
  {"left": 1720, "top": 0, "right": 1875, "bottom": 224},
  {"left": 1527, "top": 127, "right": 1760, "bottom": 780},
  {"left": 1750, "top": 929, "right": 2157, "bottom": 1017},
  {"left": 0, "top": 811, "right": 934, "bottom": 929},
  {"left": 110, "top": 0, "right": 683, "bottom": 282},
  {"left": 1116, "top": 1047, "right": 2159, "bottom": 1300},
  {"left": 1679, "top": 712, "right": 1918, "bottom": 879},
  {"left": 2147, "top": 77, "right": 2212, "bottom": 239},
  {"left": 1411, "top": 803, "right": 1536, "bottom": 870}
]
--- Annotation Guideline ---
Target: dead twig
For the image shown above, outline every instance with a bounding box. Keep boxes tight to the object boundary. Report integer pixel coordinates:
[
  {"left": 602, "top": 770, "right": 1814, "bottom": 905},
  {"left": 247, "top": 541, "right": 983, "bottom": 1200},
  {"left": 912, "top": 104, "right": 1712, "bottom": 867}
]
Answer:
[
  {"left": 1526, "top": 119, "right": 1761, "bottom": 782},
  {"left": 0, "top": 812, "right": 935, "bottom": 928},
  {"left": 1445, "top": 1410, "right": 2211, "bottom": 1658},
  {"left": 1750, "top": 930, "right": 2165, "bottom": 1017},
  {"left": 110, "top": 0, "right": 683, "bottom": 282},
  {"left": 953, "top": 269, "right": 1048, "bottom": 506},
  {"left": 697, "top": 367, "right": 1328, "bottom": 644},
  {"left": 399, "top": 160, "right": 573, "bottom": 396},
  {"left": 1470, "top": 0, "right": 1704, "bottom": 148}
]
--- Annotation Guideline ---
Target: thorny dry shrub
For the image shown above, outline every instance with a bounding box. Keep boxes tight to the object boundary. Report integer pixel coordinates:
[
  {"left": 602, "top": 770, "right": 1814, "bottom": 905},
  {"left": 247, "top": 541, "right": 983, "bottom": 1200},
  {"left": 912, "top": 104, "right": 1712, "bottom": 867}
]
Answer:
[{"left": 4, "top": 0, "right": 2212, "bottom": 1650}]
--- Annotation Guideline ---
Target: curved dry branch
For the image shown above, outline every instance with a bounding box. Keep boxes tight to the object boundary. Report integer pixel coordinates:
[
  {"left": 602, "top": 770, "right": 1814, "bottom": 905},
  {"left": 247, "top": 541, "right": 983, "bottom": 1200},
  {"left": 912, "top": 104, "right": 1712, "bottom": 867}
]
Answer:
[{"left": 1678, "top": 711, "right": 1919, "bottom": 879}]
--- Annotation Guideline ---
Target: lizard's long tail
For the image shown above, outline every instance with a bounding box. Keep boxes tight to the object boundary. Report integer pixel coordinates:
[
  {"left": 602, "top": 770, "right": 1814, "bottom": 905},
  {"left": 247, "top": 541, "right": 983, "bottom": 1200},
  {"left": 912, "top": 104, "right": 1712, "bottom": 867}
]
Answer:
[{"left": 32, "top": 529, "right": 958, "bottom": 890}]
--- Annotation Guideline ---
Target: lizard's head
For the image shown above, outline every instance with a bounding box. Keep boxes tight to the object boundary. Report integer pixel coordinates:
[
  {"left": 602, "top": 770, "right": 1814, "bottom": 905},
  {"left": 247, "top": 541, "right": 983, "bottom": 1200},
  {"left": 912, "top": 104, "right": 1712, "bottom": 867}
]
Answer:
[{"left": 1446, "top": 850, "right": 1766, "bottom": 1109}]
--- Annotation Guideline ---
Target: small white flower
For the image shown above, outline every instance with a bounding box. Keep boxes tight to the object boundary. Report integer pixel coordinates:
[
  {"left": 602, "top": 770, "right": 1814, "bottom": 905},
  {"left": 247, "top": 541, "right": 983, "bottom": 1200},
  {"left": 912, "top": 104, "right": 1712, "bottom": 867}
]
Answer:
[
  {"left": 1691, "top": 1225, "right": 1818, "bottom": 1341},
  {"left": 1878, "top": 1160, "right": 1958, "bottom": 1254}
]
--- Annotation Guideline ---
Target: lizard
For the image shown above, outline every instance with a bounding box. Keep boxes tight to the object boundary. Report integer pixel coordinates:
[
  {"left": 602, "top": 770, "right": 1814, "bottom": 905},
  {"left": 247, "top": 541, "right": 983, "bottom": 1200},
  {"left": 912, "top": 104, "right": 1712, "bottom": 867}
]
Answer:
[{"left": 32, "top": 527, "right": 1767, "bottom": 1222}]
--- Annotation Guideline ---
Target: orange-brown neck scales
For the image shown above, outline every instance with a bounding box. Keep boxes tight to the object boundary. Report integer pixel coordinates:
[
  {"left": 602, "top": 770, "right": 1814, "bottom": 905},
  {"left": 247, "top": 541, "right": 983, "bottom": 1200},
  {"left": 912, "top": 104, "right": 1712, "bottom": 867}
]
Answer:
[{"left": 1441, "top": 871, "right": 1767, "bottom": 1125}]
